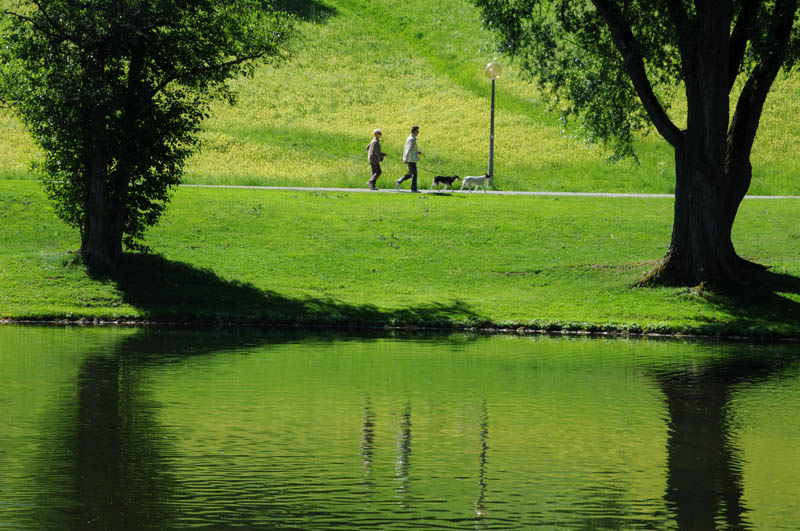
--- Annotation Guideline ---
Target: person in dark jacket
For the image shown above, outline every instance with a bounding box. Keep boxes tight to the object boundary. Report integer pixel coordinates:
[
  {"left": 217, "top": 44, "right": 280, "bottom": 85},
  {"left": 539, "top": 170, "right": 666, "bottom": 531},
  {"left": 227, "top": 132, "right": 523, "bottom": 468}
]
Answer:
[{"left": 366, "top": 128, "right": 387, "bottom": 190}]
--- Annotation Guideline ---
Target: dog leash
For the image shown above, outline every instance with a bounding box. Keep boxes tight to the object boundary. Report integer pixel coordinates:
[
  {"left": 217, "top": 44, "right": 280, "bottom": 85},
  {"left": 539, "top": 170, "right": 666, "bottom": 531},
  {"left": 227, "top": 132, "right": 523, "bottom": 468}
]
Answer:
[
  {"left": 417, "top": 166, "right": 441, "bottom": 175},
  {"left": 417, "top": 161, "right": 456, "bottom": 175}
]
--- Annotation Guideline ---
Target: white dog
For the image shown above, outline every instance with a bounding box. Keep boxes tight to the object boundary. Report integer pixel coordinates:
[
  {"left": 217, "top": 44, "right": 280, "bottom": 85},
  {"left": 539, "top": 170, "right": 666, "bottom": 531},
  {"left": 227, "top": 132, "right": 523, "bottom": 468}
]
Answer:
[{"left": 460, "top": 174, "right": 492, "bottom": 192}]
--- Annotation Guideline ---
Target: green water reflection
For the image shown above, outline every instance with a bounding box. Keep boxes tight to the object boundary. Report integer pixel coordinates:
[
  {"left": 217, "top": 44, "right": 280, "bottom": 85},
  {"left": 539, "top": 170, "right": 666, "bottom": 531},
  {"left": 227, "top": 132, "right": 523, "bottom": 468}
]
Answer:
[{"left": 1, "top": 326, "right": 799, "bottom": 530}]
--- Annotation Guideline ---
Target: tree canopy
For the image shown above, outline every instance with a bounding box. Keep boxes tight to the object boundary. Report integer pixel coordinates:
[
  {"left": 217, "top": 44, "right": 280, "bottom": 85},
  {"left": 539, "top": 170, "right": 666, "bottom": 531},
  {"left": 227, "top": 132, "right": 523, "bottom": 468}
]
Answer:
[
  {"left": 0, "top": 0, "right": 294, "bottom": 272},
  {"left": 475, "top": 1, "right": 800, "bottom": 158},
  {"left": 474, "top": 0, "right": 800, "bottom": 285}
]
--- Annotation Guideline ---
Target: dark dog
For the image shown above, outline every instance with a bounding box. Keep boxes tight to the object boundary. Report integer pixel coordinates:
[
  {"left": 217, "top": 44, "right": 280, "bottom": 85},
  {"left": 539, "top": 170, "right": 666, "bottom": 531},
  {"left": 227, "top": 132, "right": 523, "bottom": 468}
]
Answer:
[{"left": 432, "top": 175, "right": 460, "bottom": 190}]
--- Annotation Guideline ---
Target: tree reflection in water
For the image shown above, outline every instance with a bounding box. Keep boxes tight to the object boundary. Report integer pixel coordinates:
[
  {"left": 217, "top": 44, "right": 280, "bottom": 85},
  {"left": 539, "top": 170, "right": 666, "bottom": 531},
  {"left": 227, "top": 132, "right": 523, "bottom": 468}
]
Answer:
[
  {"left": 654, "top": 344, "right": 798, "bottom": 529},
  {"left": 26, "top": 330, "right": 799, "bottom": 530},
  {"left": 361, "top": 395, "right": 376, "bottom": 491},
  {"left": 394, "top": 402, "right": 412, "bottom": 507},
  {"left": 474, "top": 400, "right": 489, "bottom": 526},
  {"left": 49, "top": 328, "right": 332, "bottom": 530},
  {"left": 75, "top": 354, "right": 173, "bottom": 530}
]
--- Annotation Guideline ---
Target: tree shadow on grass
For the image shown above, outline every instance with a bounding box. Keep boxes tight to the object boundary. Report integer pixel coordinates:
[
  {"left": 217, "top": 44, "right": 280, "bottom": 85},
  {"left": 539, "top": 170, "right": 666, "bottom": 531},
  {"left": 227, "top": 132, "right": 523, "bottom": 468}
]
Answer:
[
  {"left": 692, "top": 268, "right": 800, "bottom": 335},
  {"left": 108, "top": 253, "right": 480, "bottom": 327},
  {"left": 271, "top": 0, "right": 337, "bottom": 23}
]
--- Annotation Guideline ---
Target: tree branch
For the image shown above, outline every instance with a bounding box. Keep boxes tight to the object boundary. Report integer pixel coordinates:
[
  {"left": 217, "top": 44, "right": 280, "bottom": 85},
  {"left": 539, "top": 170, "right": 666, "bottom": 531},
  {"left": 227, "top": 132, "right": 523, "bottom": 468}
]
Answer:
[
  {"left": 5, "top": 5, "right": 84, "bottom": 50},
  {"left": 694, "top": 0, "right": 705, "bottom": 16},
  {"left": 664, "top": 0, "right": 691, "bottom": 49},
  {"left": 728, "top": 0, "right": 760, "bottom": 92},
  {"left": 591, "top": 0, "right": 684, "bottom": 148},
  {"left": 150, "top": 52, "right": 268, "bottom": 98},
  {"left": 29, "top": 0, "right": 74, "bottom": 42},
  {"left": 728, "top": 0, "right": 799, "bottom": 160}
]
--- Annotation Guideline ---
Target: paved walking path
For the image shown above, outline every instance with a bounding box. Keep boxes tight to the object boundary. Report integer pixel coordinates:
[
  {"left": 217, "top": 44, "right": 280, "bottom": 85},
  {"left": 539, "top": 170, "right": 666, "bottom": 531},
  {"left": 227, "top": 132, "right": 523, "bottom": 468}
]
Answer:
[{"left": 181, "top": 183, "right": 799, "bottom": 199}]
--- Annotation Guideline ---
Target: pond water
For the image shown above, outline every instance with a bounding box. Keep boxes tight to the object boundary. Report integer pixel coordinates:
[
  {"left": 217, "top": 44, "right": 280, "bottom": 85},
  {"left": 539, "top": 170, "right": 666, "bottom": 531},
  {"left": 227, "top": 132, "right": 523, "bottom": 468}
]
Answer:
[{"left": 1, "top": 326, "right": 799, "bottom": 530}]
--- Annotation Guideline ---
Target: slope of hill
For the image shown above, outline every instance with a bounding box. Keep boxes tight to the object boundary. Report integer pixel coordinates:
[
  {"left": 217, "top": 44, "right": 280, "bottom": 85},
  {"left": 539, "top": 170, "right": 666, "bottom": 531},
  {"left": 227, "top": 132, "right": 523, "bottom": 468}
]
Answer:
[{"left": 1, "top": 0, "right": 798, "bottom": 194}]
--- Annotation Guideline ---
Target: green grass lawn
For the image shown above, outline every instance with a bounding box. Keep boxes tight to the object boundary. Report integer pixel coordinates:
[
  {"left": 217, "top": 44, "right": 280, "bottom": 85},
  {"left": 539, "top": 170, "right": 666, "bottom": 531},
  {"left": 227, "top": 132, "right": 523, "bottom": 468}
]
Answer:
[
  {"left": 2, "top": 179, "right": 798, "bottom": 336},
  {"left": 1, "top": 0, "right": 800, "bottom": 195},
  {"left": 2, "top": 1, "right": 799, "bottom": 336}
]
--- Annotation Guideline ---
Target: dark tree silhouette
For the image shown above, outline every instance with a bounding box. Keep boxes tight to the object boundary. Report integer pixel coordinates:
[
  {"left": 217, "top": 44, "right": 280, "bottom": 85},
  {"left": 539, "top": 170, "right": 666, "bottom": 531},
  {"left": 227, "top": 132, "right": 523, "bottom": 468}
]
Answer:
[
  {"left": 0, "top": 0, "right": 294, "bottom": 274},
  {"left": 474, "top": 0, "right": 800, "bottom": 286}
]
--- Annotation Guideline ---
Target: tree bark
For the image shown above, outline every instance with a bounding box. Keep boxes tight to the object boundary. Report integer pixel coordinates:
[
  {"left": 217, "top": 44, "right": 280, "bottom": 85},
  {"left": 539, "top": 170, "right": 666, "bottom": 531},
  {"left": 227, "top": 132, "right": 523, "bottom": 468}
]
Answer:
[
  {"left": 640, "top": 143, "right": 748, "bottom": 286},
  {"left": 108, "top": 48, "right": 145, "bottom": 263},
  {"left": 637, "top": 1, "right": 755, "bottom": 287},
  {"left": 639, "top": 0, "right": 798, "bottom": 287},
  {"left": 81, "top": 109, "right": 114, "bottom": 275}
]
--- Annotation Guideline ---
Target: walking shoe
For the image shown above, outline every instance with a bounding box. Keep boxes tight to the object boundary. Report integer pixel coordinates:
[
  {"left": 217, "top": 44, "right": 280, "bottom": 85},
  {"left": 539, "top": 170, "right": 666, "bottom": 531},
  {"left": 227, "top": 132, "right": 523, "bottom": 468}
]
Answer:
[{"left": 395, "top": 180, "right": 401, "bottom": 190}]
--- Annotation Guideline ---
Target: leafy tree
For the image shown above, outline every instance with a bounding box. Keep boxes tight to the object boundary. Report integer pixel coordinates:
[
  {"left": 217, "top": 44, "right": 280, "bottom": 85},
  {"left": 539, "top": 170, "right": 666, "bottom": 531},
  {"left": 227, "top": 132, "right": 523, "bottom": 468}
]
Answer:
[
  {"left": 474, "top": 0, "right": 800, "bottom": 285},
  {"left": 0, "top": 0, "right": 293, "bottom": 273}
]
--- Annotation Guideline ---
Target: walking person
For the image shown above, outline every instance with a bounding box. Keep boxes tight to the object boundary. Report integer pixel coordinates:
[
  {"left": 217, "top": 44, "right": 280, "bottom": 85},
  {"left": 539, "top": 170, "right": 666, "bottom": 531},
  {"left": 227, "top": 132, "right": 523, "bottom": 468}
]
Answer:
[
  {"left": 366, "top": 128, "right": 387, "bottom": 190},
  {"left": 396, "top": 125, "right": 422, "bottom": 192}
]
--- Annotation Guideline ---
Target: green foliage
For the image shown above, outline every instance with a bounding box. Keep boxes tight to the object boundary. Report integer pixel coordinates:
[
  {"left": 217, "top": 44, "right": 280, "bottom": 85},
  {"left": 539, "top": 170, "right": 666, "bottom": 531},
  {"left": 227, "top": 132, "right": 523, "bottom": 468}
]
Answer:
[
  {"left": 473, "top": 0, "right": 653, "bottom": 158},
  {"left": 473, "top": 0, "right": 800, "bottom": 158},
  {"left": 0, "top": 0, "right": 294, "bottom": 253}
]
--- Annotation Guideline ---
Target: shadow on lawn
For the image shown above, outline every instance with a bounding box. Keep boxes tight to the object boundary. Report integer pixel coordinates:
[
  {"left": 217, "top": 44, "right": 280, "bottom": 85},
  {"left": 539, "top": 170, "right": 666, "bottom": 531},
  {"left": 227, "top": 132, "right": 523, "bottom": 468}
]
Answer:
[
  {"left": 271, "top": 0, "right": 337, "bottom": 22},
  {"left": 698, "top": 268, "right": 800, "bottom": 333},
  {"left": 108, "top": 253, "right": 480, "bottom": 327}
]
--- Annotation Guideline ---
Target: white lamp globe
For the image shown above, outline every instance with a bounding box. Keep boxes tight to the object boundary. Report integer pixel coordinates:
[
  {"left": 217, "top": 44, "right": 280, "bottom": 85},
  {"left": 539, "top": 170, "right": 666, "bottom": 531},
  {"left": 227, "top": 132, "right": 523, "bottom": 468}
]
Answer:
[{"left": 484, "top": 61, "right": 502, "bottom": 80}]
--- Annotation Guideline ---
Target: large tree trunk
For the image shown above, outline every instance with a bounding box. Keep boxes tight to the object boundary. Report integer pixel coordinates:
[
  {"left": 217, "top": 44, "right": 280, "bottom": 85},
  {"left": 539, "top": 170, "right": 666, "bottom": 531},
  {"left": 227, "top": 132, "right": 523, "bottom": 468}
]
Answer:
[
  {"left": 108, "top": 48, "right": 145, "bottom": 263},
  {"left": 81, "top": 110, "right": 115, "bottom": 275},
  {"left": 640, "top": 145, "right": 751, "bottom": 286},
  {"left": 595, "top": 0, "right": 796, "bottom": 288},
  {"left": 79, "top": 48, "right": 121, "bottom": 275},
  {"left": 639, "top": 3, "right": 755, "bottom": 287}
]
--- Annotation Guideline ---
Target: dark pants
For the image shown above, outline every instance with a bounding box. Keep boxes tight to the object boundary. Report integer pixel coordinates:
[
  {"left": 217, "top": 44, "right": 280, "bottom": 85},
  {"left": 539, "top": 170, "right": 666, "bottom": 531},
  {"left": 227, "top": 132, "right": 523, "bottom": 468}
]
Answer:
[
  {"left": 397, "top": 162, "right": 418, "bottom": 191},
  {"left": 368, "top": 162, "right": 381, "bottom": 188}
]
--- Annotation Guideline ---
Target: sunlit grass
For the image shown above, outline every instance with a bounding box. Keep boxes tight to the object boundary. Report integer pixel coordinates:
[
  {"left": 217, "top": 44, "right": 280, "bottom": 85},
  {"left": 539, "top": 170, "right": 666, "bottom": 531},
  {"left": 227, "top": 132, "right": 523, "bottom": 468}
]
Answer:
[
  {"left": 2, "top": 179, "right": 798, "bottom": 336},
  {"left": 0, "top": 0, "right": 798, "bottom": 195}
]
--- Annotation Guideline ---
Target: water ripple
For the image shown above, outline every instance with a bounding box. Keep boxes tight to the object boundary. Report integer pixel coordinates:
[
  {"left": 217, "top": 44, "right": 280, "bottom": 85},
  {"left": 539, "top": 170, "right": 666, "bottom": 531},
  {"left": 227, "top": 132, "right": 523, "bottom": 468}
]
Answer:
[{"left": 2, "top": 328, "right": 799, "bottom": 529}]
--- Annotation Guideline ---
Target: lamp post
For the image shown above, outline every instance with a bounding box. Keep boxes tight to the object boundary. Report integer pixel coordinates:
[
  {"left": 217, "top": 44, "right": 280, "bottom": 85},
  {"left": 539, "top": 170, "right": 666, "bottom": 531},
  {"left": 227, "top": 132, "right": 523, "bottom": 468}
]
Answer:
[{"left": 484, "top": 61, "right": 502, "bottom": 185}]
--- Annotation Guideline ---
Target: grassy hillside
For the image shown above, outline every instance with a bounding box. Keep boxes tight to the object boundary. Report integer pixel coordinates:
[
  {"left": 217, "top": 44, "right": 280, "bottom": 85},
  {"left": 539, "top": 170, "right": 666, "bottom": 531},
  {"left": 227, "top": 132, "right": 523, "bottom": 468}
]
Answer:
[{"left": 1, "top": 0, "right": 799, "bottom": 194}]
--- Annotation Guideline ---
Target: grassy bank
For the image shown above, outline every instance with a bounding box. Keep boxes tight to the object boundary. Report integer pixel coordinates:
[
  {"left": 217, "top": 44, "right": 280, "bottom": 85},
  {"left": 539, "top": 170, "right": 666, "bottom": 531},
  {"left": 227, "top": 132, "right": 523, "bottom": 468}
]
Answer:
[
  {"left": 2, "top": 0, "right": 800, "bottom": 195},
  {"left": 2, "top": 179, "right": 798, "bottom": 336}
]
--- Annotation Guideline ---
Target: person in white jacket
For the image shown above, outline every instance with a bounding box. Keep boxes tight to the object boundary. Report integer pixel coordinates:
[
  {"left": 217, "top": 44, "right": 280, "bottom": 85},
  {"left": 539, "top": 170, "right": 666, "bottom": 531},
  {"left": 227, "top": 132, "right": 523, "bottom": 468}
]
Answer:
[{"left": 396, "top": 125, "right": 422, "bottom": 192}]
